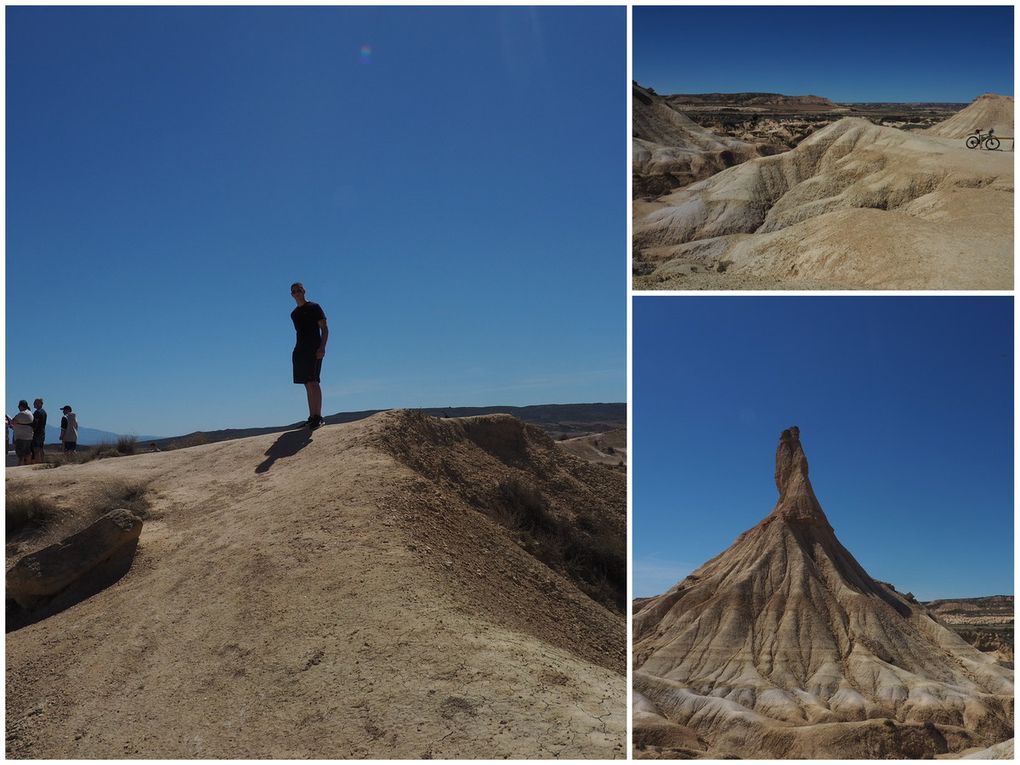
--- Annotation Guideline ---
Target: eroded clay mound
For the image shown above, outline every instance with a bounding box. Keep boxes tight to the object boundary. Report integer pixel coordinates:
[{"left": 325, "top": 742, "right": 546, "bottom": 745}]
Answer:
[
  {"left": 926, "top": 94, "right": 1014, "bottom": 139},
  {"left": 633, "top": 427, "right": 1013, "bottom": 759},
  {"left": 633, "top": 117, "right": 1013, "bottom": 290},
  {"left": 633, "top": 83, "right": 763, "bottom": 198}
]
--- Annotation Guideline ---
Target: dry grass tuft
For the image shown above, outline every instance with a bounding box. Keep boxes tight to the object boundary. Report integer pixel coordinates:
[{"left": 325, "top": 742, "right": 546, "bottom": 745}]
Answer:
[{"left": 6, "top": 480, "right": 151, "bottom": 552}]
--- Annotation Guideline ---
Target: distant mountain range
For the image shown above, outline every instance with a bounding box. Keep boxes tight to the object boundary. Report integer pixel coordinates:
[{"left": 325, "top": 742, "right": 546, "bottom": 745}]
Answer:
[
  {"left": 39, "top": 424, "right": 165, "bottom": 446},
  {"left": 150, "top": 403, "right": 626, "bottom": 449},
  {"left": 18, "top": 404, "right": 624, "bottom": 450}
]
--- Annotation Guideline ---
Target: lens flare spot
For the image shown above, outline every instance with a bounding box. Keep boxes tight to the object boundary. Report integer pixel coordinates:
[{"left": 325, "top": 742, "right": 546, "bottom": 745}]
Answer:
[{"left": 359, "top": 44, "right": 372, "bottom": 63}]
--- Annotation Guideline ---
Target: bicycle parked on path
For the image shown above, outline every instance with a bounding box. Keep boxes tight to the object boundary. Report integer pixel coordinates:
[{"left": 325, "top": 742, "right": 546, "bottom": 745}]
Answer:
[{"left": 966, "top": 129, "right": 1000, "bottom": 150}]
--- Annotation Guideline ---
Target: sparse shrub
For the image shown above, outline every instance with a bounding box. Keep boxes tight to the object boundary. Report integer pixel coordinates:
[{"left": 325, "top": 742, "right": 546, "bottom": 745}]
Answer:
[
  {"left": 106, "top": 480, "right": 151, "bottom": 520},
  {"left": 84, "top": 443, "right": 121, "bottom": 462},
  {"left": 559, "top": 531, "right": 627, "bottom": 611},
  {"left": 116, "top": 435, "right": 137, "bottom": 455},
  {"left": 6, "top": 492, "right": 60, "bottom": 535},
  {"left": 6, "top": 480, "right": 150, "bottom": 547},
  {"left": 491, "top": 482, "right": 626, "bottom": 613},
  {"left": 494, "top": 476, "right": 554, "bottom": 532}
]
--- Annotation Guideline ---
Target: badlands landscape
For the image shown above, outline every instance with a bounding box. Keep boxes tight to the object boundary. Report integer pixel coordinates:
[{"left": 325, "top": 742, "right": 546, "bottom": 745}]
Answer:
[
  {"left": 633, "top": 86, "right": 1014, "bottom": 289},
  {"left": 6, "top": 410, "right": 626, "bottom": 758},
  {"left": 633, "top": 427, "right": 1013, "bottom": 759}
]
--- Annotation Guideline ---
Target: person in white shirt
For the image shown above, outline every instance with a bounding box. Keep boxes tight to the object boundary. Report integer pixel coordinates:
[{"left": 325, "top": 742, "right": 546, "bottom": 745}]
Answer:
[
  {"left": 59, "top": 405, "right": 79, "bottom": 452},
  {"left": 6, "top": 401, "right": 34, "bottom": 466}
]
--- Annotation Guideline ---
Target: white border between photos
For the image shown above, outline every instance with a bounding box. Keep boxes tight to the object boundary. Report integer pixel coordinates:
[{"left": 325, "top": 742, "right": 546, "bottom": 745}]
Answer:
[{"left": 3, "top": 1, "right": 1016, "bottom": 764}]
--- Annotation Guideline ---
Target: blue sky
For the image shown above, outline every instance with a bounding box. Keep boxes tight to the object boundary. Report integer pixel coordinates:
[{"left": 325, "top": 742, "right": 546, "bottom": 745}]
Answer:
[
  {"left": 634, "top": 6, "right": 1014, "bottom": 102},
  {"left": 6, "top": 7, "right": 626, "bottom": 436},
  {"left": 634, "top": 297, "right": 1013, "bottom": 601}
]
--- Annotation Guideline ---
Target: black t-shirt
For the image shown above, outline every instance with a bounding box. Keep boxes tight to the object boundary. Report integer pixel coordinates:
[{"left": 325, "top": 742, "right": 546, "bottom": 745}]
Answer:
[
  {"left": 291, "top": 302, "right": 326, "bottom": 351},
  {"left": 32, "top": 408, "right": 47, "bottom": 438}
]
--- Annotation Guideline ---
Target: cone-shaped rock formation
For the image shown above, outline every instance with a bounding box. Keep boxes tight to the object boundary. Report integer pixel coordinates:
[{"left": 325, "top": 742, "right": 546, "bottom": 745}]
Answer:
[{"left": 634, "top": 428, "right": 1013, "bottom": 759}]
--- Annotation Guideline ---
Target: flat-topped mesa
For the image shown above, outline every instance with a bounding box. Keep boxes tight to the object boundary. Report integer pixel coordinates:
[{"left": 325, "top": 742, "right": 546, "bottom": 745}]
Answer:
[{"left": 771, "top": 426, "right": 829, "bottom": 525}]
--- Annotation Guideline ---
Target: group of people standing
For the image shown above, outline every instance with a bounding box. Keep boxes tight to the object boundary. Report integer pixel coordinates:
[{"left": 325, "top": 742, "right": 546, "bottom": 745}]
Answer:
[
  {"left": 6, "top": 399, "right": 79, "bottom": 466},
  {"left": 6, "top": 283, "right": 323, "bottom": 469}
]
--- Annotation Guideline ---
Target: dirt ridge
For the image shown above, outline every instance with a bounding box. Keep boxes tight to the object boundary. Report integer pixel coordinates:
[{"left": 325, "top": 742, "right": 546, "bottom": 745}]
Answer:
[{"left": 7, "top": 411, "right": 626, "bottom": 758}]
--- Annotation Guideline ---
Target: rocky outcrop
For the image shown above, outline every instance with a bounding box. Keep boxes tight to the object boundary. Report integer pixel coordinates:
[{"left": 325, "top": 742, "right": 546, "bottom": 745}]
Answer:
[
  {"left": 633, "top": 428, "right": 1013, "bottom": 759},
  {"left": 7, "top": 509, "right": 143, "bottom": 617},
  {"left": 633, "top": 82, "right": 763, "bottom": 198}
]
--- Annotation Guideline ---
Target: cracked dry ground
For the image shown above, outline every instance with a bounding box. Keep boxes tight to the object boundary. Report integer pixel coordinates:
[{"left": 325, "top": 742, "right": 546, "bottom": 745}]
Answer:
[{"left": 6, "top": 412, "right": 626, "bottom": 758}]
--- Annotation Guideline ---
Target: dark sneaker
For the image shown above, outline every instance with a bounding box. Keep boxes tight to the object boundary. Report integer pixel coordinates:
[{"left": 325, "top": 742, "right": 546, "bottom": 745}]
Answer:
[{"left": 309, "top": 417, "right": 325, "bottom": 431}]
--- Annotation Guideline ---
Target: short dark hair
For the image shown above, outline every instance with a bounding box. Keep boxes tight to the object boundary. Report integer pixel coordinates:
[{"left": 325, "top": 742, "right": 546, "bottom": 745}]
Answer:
[
  {"left": 18, "top": 400, "right": 29, "bottom": 410},
  {"left": 290, "top": 282, "right": 304, "bottom": 292},
  {"left": 33, "top": 398, "right": 43, "bottom": 407}
]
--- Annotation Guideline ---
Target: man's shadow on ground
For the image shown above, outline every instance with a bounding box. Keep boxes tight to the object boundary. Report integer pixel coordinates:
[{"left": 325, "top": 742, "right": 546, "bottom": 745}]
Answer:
[{"left": 255, "top": 426, "right": 312, "bottom": 474}]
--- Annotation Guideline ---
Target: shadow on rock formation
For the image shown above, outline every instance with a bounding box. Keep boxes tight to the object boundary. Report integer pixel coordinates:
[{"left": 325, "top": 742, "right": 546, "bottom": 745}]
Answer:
[
  {"left": 7, "top": 537, "right": 140, "bottom": 633},
  {"left": 255, "top": 426, "right": 313, "bottom": 474}
]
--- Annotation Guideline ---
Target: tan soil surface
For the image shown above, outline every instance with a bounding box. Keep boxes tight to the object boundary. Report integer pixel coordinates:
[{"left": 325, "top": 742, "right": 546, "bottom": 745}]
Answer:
[
  {"left": 926, "top": 94, "right": 1014, "bottom": 139},
  {"left": 555, "top": 428, "right": 626, "bottom": 469},
  {"left": 633, "top": 117, "right": 1013, "bottom": 290},
  {"left": 6, "top": 411, "right": 626, "bottom": 759},
  {"left": 633, "top": 427, "right": 1013, "bottom": 759}
]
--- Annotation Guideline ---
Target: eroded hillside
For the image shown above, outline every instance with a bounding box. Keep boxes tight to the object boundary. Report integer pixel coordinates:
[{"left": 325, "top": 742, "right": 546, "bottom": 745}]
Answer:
[
  {"left": 6, "top": 411, "right": 626, "bottom": 759},
  {"left": 633, "top": 117, "right": 1013, "bottom": 289}
]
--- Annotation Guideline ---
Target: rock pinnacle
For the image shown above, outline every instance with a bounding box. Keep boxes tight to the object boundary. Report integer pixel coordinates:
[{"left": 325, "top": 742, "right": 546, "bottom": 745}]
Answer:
[{"left": 771, "top": 426, "right": 827, "bottom": 524}]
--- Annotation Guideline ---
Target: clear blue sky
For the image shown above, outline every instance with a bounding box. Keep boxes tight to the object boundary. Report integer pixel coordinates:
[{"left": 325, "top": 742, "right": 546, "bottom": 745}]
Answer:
[
  {"left": 635, "top": 6, "right": 1014, "bottom": 102},
  {"left": 634, "top": 297, "right": 1013, "bottom": 601},
  {"left": 7, "top": 7, "right": 626, "bottom": 436}
]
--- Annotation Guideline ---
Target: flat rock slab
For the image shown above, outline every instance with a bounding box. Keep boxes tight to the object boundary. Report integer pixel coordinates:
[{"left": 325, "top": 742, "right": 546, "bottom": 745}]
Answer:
[{"left": 7, "top": 509, "right": 143, "bottom": 610}]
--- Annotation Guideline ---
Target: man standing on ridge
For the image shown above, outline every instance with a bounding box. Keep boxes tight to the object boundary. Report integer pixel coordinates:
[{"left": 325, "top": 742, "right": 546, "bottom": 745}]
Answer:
[{"left": 290, "top": 282, "right": 328, "bottom": 430}]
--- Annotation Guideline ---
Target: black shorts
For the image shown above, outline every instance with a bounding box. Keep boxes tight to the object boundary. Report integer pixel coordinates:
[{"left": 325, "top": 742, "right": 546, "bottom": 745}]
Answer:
[
  {"left": 14, "top": 440, "right": 32, "bottom": 458},
  {"left": 32, "top": 434, "right": 45, "bottom": 448},
  {"left": 293, "top": 350, "right": 323, "bottom": 384}
]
